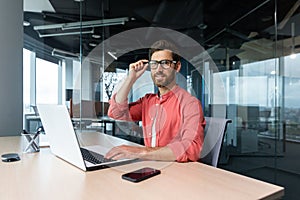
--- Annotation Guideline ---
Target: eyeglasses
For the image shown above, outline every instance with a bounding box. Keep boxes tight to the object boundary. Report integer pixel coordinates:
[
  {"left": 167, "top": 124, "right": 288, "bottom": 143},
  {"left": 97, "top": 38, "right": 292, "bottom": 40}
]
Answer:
[{"left": 148, "top": 60, "right": 177, "bottom": 70}]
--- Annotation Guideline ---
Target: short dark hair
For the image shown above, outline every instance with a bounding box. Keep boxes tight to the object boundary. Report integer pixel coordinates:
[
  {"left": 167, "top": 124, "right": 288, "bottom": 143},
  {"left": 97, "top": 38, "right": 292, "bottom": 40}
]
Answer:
[{"left": 149, "top": 40, "right": 181, "bottom": 61}]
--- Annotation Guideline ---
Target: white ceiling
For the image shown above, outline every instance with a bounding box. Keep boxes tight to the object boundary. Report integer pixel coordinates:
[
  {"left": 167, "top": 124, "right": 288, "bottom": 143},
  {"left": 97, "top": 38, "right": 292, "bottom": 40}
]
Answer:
[{"left": 23, "top": 0, "right": 54, "bottom": 12}]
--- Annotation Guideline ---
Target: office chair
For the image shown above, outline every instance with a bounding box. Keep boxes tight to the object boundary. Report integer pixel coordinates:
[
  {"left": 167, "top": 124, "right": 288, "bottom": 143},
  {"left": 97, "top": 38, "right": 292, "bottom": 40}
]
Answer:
[{"left": 199, "top": 117, "right": 232, "bottom": 167}]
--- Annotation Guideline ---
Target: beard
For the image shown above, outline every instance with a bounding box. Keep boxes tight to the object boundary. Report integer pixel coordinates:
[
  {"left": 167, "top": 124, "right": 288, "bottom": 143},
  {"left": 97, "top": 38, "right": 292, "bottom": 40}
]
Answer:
[{"left": 151, "top": 71, "right": 176, "bottom": 89}]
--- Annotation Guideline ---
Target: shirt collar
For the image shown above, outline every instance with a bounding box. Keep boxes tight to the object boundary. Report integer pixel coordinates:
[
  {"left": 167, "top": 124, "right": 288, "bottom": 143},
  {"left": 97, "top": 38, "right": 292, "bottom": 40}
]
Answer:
[{"left": 157, "top": 85, "right": 179, "bottom": 99}]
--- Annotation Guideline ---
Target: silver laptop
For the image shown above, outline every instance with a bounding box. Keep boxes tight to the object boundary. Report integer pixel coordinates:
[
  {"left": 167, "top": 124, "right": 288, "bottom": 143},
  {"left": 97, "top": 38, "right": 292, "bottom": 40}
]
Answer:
[{"left": 37, "top": 104, "right": 138, "bottom": 171}]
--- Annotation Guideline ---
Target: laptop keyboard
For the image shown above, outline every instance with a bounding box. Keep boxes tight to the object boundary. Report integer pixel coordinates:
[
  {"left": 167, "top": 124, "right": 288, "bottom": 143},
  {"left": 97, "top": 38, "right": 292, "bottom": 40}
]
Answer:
[{"left": 80, "top": 148, "right": 115, "bottom": 164}]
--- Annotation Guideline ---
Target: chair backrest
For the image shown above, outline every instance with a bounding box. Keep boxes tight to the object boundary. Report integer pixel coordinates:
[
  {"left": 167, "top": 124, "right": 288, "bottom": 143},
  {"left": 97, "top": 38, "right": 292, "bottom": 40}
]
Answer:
[{"left": 200, "top": 117, "right": 232, "bottom": 167}]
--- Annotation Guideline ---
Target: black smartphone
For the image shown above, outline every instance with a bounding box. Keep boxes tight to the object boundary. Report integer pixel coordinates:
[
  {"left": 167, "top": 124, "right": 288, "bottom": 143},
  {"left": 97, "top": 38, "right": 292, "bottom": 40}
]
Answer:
[{"left": 121, "top": 167, "right": 161, "bottom": 183}]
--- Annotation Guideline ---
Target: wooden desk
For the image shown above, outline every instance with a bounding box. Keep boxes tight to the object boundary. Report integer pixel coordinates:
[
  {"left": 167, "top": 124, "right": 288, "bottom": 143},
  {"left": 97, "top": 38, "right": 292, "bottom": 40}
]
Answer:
[{"left": 0, "top": 136, "right": 284, "bottom": 200}]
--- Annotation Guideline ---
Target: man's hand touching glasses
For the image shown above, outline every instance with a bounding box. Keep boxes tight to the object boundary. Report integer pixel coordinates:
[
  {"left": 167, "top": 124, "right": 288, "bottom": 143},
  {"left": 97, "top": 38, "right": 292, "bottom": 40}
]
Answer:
[{"left": 128, "top": 59, "right": 149, "bottom": 81}]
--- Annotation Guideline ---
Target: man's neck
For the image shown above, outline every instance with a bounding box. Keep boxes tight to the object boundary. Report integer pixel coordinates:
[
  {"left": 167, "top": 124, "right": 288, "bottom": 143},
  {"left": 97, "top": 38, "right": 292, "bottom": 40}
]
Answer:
[{"left": 158, "top": 83, "right": 176, "bottom": 96}]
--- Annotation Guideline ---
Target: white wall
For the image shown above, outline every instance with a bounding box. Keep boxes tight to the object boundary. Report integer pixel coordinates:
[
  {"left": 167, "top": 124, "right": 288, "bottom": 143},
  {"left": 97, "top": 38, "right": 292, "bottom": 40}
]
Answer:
[{"left": 0, "top": 1, "right": 23, "bottom": 136}]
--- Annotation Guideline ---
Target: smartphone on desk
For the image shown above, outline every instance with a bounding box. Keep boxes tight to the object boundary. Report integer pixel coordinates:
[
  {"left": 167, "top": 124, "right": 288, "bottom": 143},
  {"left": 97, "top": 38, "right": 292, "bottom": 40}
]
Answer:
[{"left": 122, "top": 167, "right": 161, "bottom": 183}]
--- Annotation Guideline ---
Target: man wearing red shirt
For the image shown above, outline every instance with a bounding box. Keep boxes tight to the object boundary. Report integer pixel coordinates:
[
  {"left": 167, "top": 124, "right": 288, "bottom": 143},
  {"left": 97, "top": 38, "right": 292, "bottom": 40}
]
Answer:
[{"left": 105, "top": 40, "right": 205, "bottom": 162}]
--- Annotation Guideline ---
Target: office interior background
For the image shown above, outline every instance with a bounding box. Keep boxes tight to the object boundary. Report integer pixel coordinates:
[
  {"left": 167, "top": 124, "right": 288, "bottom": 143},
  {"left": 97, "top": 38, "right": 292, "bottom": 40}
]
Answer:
[{"left": 0, "top": 0, "right": 299, "bottom": 199}]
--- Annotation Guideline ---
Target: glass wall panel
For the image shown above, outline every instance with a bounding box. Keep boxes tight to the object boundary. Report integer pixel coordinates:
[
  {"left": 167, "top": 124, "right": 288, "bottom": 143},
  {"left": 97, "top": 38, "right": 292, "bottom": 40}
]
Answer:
[
  {"left": 23, "top": 1, "right": 300, "bottom": 198},
  {"left": 198, "top": 1, "right": 299, "bottom": 199}
]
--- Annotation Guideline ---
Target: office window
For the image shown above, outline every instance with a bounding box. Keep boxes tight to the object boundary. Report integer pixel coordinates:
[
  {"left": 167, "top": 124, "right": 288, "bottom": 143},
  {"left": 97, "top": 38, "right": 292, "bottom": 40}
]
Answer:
[
  {"left": 23, "top": 48, "right": 61, "bottom": 111},
  {"left": 102, "top": 71, "right": 126, "bottom": 102},
  {"left": 94, "top": 69, "right": 128, "bottom": 103},
  {"left": 283, "top": 55, "right": 300, "bottom": 142},
  {"left": 23, "top": 48, "right": 34, "bottom": 114},
  {"left": 213, "top": 70, "right": 239, "bottom": 105},
  {"left": 23, "top": 49, "right": 61, "bottom": 132},
  {"left": 36, "top": 58, "right": 59, "bottom": 104},
  {"left": 132, "top": 70, "right": 154, "bottom": 102},
  {"left": 214, "top": 59, "right": 277, "bottom": 108}
]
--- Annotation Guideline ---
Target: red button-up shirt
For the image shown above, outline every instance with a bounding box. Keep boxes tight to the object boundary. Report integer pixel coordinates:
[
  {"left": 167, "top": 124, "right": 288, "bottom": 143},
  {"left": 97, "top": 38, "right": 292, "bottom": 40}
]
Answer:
[{"left": 108, "top": 85, "right": 205, "bottom": 162}]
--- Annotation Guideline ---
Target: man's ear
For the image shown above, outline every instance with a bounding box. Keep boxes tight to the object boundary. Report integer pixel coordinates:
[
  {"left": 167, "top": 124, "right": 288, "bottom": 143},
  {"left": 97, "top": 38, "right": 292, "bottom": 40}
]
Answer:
[{"left": 175, "top": 61, "right": 181, "bottom": 72}]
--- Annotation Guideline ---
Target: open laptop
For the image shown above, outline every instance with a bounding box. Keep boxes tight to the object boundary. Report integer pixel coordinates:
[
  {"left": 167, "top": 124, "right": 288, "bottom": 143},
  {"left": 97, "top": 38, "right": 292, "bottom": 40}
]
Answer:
[{"left": 37, "top": 104, "right": 138, "bottom": 171}]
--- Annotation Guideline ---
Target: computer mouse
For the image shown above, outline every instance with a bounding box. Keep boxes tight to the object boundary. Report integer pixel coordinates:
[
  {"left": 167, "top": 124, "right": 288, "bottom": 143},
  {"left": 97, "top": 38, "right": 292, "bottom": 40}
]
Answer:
[{"left": 1, "top": 153, "right": 21, "bottom": 162}]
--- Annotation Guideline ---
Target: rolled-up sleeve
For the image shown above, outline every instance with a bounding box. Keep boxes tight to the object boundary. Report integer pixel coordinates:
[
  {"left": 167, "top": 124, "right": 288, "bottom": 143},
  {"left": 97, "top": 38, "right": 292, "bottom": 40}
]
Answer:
[
  {"left": 108, "top": 93, "right": 143, "bottom": 122},
  {"left": 108, "top": 93, "right": 131, "bottom": 120}
]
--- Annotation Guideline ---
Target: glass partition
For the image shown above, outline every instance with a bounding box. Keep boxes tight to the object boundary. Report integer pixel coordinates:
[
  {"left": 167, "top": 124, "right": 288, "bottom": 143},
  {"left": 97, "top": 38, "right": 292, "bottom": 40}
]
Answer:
[{"left": 23, "top": 1, "right": 300, "bottom": 198}]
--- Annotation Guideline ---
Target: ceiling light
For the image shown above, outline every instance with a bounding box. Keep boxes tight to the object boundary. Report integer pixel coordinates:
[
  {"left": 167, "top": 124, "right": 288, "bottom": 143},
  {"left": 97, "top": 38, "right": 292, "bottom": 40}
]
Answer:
[
  {"left": 290, "top": 53, "right": 297, "bottom": 59},
  {"left": 107, "top": 51, "right": 117, "bottom": 60},
  {"left": 198, "top": 23, "right": 207, "bottom": 30},
  {"left": 61, "top": 17, "right": 128, "bottom": 30},
  {"left": 52, "top": 48, "right": 79, "bottom": 60},
  {"left": 23, "top": 21, "right": 30, "bottom": 26},
  {"left": 261, "top": 16, "right": 272, "bottom": 22},
  {"left": 33, "top": 17, "right": 128, "bottom": 38},
  {"left": 92, "top": 34, "right": 101, "bottom": 39},
  {"left": 74, "top": 0, "right": 84, "bottom": 2},
  {"left": 38, "top": 29, "right": 94, "bottom": 38},
  {"left": 89, "top": 43, "right": 97, "bottom": 47}
]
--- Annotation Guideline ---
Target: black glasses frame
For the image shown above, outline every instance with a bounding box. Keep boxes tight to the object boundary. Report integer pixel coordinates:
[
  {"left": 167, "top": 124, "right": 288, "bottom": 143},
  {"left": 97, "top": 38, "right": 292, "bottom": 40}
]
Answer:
[{"left": 148, "top": 59, "right": 177, "bottom": 69}]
